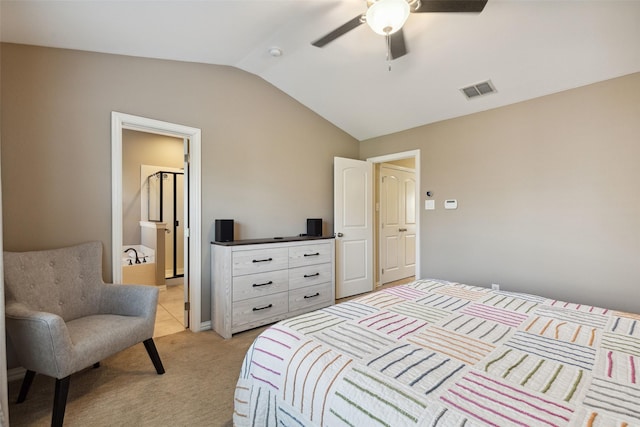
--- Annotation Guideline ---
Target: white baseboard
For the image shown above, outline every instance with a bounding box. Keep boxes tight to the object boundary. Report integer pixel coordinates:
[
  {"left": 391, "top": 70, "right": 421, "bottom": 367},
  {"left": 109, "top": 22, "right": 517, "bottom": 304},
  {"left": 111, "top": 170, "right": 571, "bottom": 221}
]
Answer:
[{"left": 165, "top": 277, "right": 183, "bottom": 286}]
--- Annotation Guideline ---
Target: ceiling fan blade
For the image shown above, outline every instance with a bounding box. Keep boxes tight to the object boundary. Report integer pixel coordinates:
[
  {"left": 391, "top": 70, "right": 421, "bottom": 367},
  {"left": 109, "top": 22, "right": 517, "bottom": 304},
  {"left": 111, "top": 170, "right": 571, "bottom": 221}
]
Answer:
[
  {"left": 312, "top": 15, "right": 364, "bottom": 48},
  {"left": 413, "top": 0, "right": 488, "bottom": 13},
  {"left": 389, "top": 30, "right": 408, "bottom": 60}
]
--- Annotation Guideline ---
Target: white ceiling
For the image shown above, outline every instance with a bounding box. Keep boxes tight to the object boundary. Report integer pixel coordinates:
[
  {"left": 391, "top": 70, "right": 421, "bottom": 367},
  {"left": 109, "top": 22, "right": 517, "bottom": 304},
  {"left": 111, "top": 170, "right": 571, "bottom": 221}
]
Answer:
[{"left": 2, "top": 0, "right": 640, "bottom": 141}]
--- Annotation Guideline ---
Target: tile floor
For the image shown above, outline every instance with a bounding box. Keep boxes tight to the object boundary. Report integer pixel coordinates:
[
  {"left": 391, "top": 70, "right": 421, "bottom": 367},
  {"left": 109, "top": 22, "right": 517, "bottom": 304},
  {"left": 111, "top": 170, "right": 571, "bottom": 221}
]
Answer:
[{"left": 154, "top": 284, "right": 186, "bottom": 338}]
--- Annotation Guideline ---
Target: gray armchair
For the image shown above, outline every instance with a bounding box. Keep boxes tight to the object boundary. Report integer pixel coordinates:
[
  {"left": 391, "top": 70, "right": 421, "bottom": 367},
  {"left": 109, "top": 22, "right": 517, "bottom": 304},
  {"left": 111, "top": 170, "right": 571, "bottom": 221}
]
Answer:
[{"left": 3, "top": 241, "right": 165, "bottom": 426}]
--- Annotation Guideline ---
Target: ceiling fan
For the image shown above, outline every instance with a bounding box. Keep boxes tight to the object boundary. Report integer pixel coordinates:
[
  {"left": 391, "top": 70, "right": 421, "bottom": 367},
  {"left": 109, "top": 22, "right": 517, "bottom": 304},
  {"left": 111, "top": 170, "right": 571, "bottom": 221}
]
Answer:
[{"left": 312, "top": 0, "right": 488, "bottom": 61}]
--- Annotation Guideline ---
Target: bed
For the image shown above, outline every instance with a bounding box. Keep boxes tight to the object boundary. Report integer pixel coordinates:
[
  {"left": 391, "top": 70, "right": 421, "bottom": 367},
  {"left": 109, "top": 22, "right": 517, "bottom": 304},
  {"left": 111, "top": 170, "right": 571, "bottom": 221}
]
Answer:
[{"left": 233, "top": 279, "right": 640, "bottom": 426}]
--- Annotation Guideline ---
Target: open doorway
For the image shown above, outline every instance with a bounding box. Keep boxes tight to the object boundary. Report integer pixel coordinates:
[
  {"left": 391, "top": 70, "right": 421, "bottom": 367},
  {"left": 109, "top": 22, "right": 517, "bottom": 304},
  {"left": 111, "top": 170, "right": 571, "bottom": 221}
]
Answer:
[
  {"left": 367, "top": 150, "right": 421, "bottom": 288},
  {"left": 111, "top": 112, "right": 203, "bottom": 333},
  {"left": 123, "top": 132, "right": 185, "bottom": 336},
  {"left": 333, "top": 150, "right": 420, "bottom": 298}
]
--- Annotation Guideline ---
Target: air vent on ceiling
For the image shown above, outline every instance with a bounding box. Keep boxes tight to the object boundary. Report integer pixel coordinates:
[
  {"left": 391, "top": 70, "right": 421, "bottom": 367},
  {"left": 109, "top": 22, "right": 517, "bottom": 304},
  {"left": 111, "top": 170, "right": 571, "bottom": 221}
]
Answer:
[{"left": 460, "top": 80, "right": 497, "bottom": 100}]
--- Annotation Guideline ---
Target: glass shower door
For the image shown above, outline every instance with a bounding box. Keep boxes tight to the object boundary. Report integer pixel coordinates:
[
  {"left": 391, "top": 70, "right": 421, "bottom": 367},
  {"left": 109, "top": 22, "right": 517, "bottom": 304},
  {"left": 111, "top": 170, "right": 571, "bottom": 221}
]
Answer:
[
  {"left": 160, "top": 172, "right": 184, "bottom": 279},
  {"left": 175, "top": 173, "right": 184, "bottom": 276}
]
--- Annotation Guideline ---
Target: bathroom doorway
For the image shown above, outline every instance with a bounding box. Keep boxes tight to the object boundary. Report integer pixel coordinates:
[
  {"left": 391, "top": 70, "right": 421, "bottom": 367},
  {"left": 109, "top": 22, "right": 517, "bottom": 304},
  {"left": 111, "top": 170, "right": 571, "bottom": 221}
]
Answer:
[
  {"left": 112, "top": 112, "right": 203, "bottom": 333},
  {"left": 123, "top": 133, "right": 186, "bottom": 333}
]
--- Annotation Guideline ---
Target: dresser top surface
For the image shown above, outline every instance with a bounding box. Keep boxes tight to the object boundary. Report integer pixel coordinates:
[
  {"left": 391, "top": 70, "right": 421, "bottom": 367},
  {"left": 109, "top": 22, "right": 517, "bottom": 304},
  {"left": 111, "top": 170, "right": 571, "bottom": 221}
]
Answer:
[{"left": 211, "top": 235, "right": 334, "bottom": 247}]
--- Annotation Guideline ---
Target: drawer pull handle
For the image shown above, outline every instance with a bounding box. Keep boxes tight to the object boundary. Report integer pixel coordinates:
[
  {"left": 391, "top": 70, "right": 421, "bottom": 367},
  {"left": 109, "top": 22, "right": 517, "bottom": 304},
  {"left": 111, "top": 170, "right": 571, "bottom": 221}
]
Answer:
[
  {"left": 253, "top": 304, "right": 273, "bottom": 311},
  {"left": 252, "top": 258, "right": 273, "bottom": 263},
  {"left": 252, "top": 281, "right": 273, "bottom": 287},
  {"left": 304, "top": 273, "right": 320, "bottom": 278},
  {"left": 304, "top": 293, "right": 320, "bottom": 299},
  {"left": 304, "top": 252, "right": 320, "bottom": 257}
]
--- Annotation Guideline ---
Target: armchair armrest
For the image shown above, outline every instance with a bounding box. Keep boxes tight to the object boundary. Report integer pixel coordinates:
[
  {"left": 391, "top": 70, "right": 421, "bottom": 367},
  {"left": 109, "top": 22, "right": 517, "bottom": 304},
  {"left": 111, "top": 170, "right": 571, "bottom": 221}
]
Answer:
[
  {"left": 5, "top": 301, "right": 75, "bottom": 378},
  {"left": 99, "top": 283, "right": 159, "bottom": 318}
]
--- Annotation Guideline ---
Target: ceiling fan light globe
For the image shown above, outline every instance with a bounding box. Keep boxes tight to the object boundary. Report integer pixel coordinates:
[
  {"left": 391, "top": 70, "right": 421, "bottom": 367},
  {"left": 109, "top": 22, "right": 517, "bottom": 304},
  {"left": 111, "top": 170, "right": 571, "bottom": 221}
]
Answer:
[{"left": 366, "top": 0, "right": 410, "bottom": 35}]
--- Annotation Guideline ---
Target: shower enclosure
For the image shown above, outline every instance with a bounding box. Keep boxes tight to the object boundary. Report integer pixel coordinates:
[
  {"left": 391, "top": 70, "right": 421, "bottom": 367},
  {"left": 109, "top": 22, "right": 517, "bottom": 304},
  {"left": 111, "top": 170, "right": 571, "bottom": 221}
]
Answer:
[{"left": 148, "top": 171, "right": 184, "bottom": 279}]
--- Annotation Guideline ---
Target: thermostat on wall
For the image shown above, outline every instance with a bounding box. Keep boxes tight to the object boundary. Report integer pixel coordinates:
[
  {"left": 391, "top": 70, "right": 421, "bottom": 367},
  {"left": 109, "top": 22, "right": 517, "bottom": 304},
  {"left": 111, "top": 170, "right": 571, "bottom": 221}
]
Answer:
[{"left": 444, "top": 199, "right": 458, "bottom": 210}]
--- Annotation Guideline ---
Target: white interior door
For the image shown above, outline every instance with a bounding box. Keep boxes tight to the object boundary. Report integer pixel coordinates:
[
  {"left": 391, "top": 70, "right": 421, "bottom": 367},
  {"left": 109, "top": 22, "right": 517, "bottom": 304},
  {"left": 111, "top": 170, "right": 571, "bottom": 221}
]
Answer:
[
  {"left": 380, "top": 165, "right": 416, "bottom": 284},
  {"left": 334, "top": 157, "right": 374, "bottom": 299}
]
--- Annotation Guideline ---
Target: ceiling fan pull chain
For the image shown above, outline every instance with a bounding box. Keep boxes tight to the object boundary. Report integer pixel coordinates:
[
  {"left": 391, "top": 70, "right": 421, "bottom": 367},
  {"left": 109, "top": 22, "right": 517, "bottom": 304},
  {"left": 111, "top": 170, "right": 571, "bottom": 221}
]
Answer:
[{"left": 386, "top": 32, "right": 392, "bottom": 71}]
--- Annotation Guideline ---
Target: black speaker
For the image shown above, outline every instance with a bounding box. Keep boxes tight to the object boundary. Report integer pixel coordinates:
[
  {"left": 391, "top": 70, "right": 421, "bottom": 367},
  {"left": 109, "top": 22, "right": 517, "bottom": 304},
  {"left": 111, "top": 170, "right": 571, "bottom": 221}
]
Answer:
[
  {"left": 215, "top": 219, "right": 234, "bottom": 242},
  {"left": 306, "top": 218, "right": 322, "bottom": 237}
]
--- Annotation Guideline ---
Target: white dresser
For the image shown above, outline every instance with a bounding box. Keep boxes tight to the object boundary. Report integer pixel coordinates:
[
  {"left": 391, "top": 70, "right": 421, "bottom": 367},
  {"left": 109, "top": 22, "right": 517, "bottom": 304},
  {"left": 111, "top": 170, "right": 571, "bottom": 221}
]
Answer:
[{"left": 211, "top": 237, "right": 335, "bottom": 338}]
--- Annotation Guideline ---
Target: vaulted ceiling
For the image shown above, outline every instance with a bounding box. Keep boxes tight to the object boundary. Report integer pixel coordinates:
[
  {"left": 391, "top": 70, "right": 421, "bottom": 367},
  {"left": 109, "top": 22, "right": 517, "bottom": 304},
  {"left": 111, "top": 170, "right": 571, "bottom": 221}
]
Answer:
[{"left": 2, "top": 0, "right": 639, "bottom": 140}]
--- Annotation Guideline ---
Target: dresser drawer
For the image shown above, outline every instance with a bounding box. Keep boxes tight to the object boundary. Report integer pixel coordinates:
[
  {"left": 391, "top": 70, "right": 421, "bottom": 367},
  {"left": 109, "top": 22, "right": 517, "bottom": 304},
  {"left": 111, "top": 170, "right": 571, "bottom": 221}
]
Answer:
[
  {"left": 232, "top": 247, "right": 288, "bottom": 276},
  {"left": 232, "top": 270, "right": 289, "bottom": 302},
  {"left": 289, "top": 263, "right": 332, "bottom": 290},
  {"left": 289, "top": 282, "right": 333, "bottom": 312},
  {"left": 233, "top": 292, "right": 288, "bottom": 326},
  {"left": 288, "top": 243, "right": 332, "bottom": 268}
]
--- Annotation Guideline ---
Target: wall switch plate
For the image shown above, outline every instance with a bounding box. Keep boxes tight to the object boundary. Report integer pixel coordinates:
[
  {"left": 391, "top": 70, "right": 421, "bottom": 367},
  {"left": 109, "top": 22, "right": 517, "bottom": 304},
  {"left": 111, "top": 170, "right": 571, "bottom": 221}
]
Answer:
[{"left": 425, "top": 200, "right": 435, "bottom": 210}]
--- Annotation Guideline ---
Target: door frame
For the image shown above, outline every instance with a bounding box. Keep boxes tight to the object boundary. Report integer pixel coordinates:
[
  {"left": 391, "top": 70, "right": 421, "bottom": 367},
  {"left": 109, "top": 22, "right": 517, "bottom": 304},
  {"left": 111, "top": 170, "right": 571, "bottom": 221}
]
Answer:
[
  {"left": 111, "top": 112, "right": 203, "bottom": 333},
  {"left": 366, "top": 150, "right": 421, "bottom": 285}
]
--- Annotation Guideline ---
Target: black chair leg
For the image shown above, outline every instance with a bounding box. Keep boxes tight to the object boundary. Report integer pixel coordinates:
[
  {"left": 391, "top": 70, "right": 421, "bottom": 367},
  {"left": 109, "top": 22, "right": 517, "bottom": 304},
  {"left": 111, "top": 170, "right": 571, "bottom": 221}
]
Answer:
[
  {"left": 17, "top": 370, "right": 36, "bottom": 403},
  {"left": 52, "top": 376, "right": 70, "bottom": 427},
  {"left": 143, "top": 338, "right": 165, "bottom": 374}
]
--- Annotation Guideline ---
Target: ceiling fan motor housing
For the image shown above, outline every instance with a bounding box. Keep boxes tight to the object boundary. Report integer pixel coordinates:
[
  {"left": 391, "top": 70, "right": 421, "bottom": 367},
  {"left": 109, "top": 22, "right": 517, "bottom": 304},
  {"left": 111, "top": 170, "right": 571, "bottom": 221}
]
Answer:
[
  {"left": 366, "top": 0, "right": 411, "bottom": 35},
  {"left": 366, "top": 0, "right": 421, "bottom": 10}
]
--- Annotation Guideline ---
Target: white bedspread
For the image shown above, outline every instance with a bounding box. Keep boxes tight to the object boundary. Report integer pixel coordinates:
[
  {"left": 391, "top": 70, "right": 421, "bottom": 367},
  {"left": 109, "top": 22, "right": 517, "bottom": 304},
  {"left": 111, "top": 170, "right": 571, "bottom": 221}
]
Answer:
[{"left": 234, "top": 279, "right": 640, "bottom": 426}]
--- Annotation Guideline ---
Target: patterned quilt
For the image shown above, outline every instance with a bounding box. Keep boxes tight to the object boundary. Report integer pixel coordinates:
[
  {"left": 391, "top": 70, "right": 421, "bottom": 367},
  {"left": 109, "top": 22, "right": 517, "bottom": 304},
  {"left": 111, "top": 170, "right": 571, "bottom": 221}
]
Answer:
[{"left": 233, "top": 279, "right": 640, "bottom": 426}]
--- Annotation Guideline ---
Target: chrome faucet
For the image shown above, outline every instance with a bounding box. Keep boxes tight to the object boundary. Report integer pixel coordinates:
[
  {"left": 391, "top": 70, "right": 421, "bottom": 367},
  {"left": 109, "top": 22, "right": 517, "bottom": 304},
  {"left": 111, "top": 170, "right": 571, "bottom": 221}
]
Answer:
[{"left": 124, "top": 248, "right": 141, "bottom": 264}]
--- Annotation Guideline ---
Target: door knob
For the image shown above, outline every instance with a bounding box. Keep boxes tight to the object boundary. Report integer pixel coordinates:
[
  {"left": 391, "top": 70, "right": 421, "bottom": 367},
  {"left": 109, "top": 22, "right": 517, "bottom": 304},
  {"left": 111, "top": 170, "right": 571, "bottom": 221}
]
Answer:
[{"left": 336, "top": 232, "right": 344, "bottom": 237}]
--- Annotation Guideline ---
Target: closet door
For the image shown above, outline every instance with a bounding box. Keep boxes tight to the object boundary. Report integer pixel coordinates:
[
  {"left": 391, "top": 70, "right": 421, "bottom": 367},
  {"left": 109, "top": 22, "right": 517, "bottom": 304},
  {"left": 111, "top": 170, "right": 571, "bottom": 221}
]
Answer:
[{"left": 380, "top": 165, "right": 416, "bottom": 284}]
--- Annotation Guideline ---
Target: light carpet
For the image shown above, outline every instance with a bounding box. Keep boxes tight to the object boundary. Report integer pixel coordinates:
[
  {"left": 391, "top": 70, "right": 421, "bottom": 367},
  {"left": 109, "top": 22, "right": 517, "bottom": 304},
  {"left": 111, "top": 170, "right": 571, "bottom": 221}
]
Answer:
[{"left": 7, "top": 327, "right": 266, "bottom": 426}]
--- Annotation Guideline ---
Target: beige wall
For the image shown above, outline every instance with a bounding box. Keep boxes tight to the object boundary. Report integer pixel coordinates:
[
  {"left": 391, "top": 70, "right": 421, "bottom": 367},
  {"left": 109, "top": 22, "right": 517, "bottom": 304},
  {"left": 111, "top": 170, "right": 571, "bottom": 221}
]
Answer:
[
  {"left": 0, "top": 43, "right": 359, "bottom": 322},
  {"left": 4, "top": 41, "right": 639, "bottom": 320},
  {"left": 361, "top": 72, "right": 640, "bottom": 313},
  {"left": 122, "top": 130, "right": 183, "bottom": 246}
]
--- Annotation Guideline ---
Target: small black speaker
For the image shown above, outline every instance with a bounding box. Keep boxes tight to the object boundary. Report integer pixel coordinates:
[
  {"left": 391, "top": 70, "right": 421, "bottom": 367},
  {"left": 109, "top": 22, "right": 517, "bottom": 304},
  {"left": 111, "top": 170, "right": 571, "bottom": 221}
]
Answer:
[
  {"left": 306, "top": 218, "right": 322, "bottom": 237},
  {"left": 215, "top": 219, "right": 234, "bottom": 242}
]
